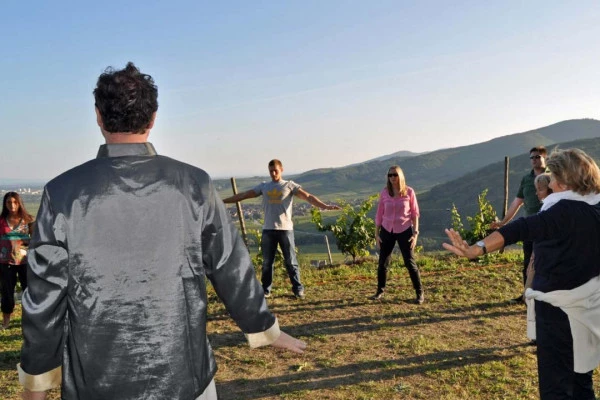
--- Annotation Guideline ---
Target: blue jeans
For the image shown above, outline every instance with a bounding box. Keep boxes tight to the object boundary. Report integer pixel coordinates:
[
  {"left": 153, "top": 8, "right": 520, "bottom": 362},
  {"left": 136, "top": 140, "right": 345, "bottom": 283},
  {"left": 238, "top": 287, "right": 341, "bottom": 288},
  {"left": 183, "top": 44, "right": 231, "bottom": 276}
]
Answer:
[{"left": 261, "top": 230, "right": 303, "bottom": 294}]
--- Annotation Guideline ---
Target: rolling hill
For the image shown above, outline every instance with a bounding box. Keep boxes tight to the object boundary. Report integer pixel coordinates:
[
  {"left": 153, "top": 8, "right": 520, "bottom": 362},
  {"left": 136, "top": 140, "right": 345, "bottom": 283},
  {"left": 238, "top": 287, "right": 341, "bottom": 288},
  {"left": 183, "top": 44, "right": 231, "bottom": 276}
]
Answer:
[
  {"left": 418, "top": 135, "right": 600, "bottom": 248},
  {"left": 215, "top": 118, "right": 600, "bottom": 251},
  {"left": 216, "top": 118, "right": 600, "bottom": 199}
]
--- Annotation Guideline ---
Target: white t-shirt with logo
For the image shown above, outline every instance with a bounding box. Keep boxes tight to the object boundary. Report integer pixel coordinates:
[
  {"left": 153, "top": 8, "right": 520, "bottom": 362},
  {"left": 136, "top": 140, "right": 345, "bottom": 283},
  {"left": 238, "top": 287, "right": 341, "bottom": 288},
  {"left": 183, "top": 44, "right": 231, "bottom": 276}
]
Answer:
[{"left": 253, "top": 180, "right": 301, "bottom": 230}]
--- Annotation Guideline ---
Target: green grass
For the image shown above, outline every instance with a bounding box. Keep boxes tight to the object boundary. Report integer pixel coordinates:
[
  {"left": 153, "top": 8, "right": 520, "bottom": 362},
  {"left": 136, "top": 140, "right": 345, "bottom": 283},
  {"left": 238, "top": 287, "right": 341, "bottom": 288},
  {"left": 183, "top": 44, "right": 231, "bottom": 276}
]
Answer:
[{"left": 2, "top": 250, "right": 599, "bottom": 399}]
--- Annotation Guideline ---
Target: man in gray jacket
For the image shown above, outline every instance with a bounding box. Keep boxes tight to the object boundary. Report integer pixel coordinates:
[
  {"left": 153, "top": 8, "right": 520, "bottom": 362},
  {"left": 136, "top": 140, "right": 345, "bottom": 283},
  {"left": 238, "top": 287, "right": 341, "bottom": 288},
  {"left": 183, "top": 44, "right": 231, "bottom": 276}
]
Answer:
[{"left": 19, "top": 62, "right": 306, "bottom": 400}]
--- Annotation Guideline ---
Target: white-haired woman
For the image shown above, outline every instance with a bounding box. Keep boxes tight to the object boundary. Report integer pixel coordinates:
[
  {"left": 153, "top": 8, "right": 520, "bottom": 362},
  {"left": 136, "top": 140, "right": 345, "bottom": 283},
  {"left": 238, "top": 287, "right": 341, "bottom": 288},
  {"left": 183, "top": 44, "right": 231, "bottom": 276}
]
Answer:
[{"left": 444, "top": 148, "right": 600, "bottom": 399}]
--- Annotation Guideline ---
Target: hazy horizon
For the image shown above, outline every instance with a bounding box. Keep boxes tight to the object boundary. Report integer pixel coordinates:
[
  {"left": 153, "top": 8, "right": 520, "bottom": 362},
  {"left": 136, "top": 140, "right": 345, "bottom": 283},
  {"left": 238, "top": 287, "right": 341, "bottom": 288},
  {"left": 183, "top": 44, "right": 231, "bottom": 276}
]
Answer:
[{"left": 3, "top": 1, "right": 600, "bottom": 181}]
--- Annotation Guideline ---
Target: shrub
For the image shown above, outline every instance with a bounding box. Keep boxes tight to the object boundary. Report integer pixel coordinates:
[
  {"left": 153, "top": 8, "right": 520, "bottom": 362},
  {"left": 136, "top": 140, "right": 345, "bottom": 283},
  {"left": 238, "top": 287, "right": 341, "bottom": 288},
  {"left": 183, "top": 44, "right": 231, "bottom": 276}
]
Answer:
[
  {"left": 450, "top": 189, "right": 498, "bottom": 245},
  {"left": 311, "top": 195, "right": 377, "bottom": 263}
]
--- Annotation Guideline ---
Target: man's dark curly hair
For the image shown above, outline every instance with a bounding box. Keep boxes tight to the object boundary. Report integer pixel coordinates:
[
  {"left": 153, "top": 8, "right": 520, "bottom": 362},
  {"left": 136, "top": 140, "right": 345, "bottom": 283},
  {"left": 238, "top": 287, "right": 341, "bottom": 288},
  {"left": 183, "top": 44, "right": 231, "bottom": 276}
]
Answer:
[{"left": 93, "top": 62, "right": 158, "bottom": 134}]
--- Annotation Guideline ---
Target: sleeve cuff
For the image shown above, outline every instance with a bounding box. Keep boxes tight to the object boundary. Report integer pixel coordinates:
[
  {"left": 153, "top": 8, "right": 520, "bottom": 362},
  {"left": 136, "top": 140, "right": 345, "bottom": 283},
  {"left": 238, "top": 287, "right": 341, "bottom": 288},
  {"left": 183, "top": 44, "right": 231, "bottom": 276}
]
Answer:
[
  {"left": 245, "top": 318, "right": 281, "bottom": 348},
  {"left": 18, "top": 364, "right": 61, "bottom": 391}
]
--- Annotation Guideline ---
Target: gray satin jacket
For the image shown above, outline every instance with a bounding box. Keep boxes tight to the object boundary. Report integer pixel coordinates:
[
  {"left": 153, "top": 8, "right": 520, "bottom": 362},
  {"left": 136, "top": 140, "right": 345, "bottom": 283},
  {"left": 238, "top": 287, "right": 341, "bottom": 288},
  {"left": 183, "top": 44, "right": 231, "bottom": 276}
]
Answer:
[{"left": 19, "top": 143, "right": 276, "bottom": 399}]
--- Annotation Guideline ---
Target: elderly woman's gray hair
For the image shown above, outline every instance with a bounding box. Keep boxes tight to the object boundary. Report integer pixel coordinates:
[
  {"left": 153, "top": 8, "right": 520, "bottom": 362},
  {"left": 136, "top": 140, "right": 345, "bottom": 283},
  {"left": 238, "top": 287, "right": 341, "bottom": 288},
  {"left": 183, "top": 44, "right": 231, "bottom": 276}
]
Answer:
[
  {"left": 534, "top": 173, "right": 551, "bottom": 190},
  {"left": 546, "top": 148, "right": 600, "bottom": 195}
]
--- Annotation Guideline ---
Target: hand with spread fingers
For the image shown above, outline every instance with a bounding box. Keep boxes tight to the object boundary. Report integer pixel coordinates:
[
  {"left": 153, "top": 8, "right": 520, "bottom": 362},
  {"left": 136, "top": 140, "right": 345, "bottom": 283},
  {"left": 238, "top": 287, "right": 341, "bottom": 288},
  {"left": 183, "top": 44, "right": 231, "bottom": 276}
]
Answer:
[
  {"left": 443, "top": 229, "right": 505, "bottom": 260},
  {"left": 442, "top": 228, "right": 477, "bottom": 259}
]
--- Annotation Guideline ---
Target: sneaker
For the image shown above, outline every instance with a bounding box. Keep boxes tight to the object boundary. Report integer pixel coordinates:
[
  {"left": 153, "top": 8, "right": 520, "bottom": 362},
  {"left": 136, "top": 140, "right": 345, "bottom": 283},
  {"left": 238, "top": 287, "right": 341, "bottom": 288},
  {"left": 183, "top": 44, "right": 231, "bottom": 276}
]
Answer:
[
  {"left": 295, "top": 290, "right": 305, "bottom": 299},
  {"left": 370, "top": 290, "right": 384, "bottom": 300},
  {"left": 264, "top": 291, "right": 271, "bottom": 298}
]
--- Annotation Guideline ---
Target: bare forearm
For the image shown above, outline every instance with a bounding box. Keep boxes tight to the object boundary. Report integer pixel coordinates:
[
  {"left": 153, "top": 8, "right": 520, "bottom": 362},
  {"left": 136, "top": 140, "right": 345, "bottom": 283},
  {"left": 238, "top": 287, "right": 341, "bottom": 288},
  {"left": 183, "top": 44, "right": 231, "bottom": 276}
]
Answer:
[
  {"left": 412, "top": 218, "right": 419, "bottom": 234},
  {"left": 500, "top": 199, "right": 523, "bottom": 225},
  {"left": 525, "top": 254, "right": 535, "bottom": 290},
  {"left": 223, "top": 190, "right": 256, "bottom": 204},
  {"left": 409, "top": 218, "right": 420, "bottom": 249},
  {"left": 307, "top": 195, "right": 339, "bottom": 210},
  {"left": 223, "top": 194, "right": 242, "bottom": 204},
  {"left": 481, "top": 231, "right": 506, "bottom": 254}
]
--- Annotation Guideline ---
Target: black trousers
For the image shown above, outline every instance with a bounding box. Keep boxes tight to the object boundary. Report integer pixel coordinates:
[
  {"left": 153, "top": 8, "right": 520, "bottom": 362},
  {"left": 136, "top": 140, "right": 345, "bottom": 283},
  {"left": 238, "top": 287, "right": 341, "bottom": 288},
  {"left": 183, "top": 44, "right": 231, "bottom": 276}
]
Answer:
[
  {"left": 377, "top": 227, "right": 422, "bottom": 293},
  {"left": 522, "top": 240, "right": 533, "bottom": 285},
  {"left": 536, "top": 301, "right": 595, "bottom": 399},
  {"left": 0, "top": 263, "right": 27, "bottom": 314}
]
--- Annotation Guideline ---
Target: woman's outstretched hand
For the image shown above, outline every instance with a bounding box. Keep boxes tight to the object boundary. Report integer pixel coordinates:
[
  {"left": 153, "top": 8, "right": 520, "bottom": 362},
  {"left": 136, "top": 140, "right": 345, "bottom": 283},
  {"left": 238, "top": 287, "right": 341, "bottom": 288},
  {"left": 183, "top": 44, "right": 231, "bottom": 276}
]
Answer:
[
  {"left": 442, "top": 228, "right": 478, "bottom": 259},
  {"left": 271, "top": 331, "right": 307, "bottom": 354}
]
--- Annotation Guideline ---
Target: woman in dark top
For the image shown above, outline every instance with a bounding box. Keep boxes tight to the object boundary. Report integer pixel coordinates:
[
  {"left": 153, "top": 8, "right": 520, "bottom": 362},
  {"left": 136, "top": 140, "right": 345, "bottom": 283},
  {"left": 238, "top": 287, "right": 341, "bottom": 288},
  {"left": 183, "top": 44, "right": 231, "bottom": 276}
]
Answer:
[
  {"left": 0, "top": 192, "right": 34, "bottom": 329},
  {"left": 443, "top": 148, "right": 600, "bottom": 400}
]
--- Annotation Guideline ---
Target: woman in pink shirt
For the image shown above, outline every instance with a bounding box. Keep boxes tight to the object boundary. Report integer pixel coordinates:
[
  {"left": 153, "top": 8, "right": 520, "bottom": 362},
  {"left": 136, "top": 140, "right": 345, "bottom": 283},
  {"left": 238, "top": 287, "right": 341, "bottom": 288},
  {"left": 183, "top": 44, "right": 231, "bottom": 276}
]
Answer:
[{"left": 372, "top": 165, "right": 423, "bottom": 303}]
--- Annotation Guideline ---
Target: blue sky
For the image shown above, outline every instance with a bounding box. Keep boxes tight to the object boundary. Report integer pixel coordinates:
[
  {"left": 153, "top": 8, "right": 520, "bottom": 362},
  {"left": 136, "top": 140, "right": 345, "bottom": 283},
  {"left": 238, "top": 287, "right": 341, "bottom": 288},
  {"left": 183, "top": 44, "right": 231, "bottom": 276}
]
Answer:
[{"left": 2, "top": 1, "right": 600, "bottom": 180}]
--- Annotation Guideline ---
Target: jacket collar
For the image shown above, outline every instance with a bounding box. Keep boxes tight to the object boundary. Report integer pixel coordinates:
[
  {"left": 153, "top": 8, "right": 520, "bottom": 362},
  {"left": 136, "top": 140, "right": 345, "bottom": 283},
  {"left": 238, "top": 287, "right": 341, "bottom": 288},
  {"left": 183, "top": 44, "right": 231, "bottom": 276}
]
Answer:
[{"left": 96, "top": 142, "right": 157, "bottom": 158}]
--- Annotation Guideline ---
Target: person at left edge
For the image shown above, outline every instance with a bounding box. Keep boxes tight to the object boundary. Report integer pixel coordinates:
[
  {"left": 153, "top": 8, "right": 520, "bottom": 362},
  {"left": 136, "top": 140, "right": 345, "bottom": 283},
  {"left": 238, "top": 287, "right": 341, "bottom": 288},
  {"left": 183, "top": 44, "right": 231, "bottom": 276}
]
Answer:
[
  {"left": 18, "top": 62, "right": 306, "bottom": 400},
  {"left": 0, "top": 191, "right": 34, "bottom": 329}
]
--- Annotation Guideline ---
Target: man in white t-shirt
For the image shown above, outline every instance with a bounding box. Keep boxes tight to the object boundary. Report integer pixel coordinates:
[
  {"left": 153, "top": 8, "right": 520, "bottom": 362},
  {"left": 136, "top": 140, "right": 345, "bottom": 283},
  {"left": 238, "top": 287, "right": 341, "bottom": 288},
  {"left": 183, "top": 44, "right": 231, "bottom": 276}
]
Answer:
[{"left": 224, "top": 159, "right": 340, "bottom": 299}]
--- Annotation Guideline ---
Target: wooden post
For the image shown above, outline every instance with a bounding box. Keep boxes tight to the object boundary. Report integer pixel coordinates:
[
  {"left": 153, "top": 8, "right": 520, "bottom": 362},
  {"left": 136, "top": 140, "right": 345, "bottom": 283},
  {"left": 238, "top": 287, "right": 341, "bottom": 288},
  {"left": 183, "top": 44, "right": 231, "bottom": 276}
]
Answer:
[
  {"left": 230, "top": 177, "right": 248, "bottom": 248},
  {"left": 500, "top": 156, "right": 510, "bottom": 254},
  {"left": 324, "top": 235, "right": 333, "bottom": 265},
  {"left": 503, "top": 156, "right": 509, "bottom": 219}
]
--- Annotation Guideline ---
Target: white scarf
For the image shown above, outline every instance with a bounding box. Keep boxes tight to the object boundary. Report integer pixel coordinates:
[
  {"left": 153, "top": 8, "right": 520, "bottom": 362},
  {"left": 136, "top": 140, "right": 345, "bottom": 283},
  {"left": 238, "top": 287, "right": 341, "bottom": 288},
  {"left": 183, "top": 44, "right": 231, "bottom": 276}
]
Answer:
[{"left": 540, "top": 190, "right": 600, "bottom": 211}]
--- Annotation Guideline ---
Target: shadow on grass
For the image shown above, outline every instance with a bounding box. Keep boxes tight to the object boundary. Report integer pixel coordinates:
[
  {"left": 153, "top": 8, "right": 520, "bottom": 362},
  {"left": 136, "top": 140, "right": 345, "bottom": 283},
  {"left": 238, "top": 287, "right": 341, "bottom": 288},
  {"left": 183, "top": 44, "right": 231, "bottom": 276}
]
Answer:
[
  {"left": 209, "top": 301, "right": 523, "bottom": 349},
  {"left": 215, "top": 344, "right": 525, "bottom": 399},
  {"left": 208, "top": 298, "right": 372, "bottom": 321},
  {"left": 209, "top": 293, "right": 523, "bottom": 322},
  {"left": 0, "top": 349, "right": 20, "bottom": 371}
]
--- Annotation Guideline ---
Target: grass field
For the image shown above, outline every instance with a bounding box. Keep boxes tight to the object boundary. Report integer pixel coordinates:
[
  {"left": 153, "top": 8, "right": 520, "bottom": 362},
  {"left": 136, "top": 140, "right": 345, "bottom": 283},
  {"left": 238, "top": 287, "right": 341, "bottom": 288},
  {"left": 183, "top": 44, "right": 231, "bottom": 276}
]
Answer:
[{"left": 1, "top": 250, "right": 599, "bottom": 399}]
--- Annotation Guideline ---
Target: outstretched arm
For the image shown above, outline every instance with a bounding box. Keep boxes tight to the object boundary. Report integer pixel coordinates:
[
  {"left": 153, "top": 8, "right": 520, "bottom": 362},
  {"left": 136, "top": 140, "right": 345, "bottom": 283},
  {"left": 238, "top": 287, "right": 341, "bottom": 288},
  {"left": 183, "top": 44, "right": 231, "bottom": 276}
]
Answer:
[
  {"left": 295, "top": 188, "right": 341, "bottom": 210},
  {"left": 442, "top": 229, "right": 505, "bottom": 259},
  {"left": 223, "top": 189, "right": 259, "bottom": 204},
  {"left": 490, "top": 197, "right": 523, "bottom": 229}
]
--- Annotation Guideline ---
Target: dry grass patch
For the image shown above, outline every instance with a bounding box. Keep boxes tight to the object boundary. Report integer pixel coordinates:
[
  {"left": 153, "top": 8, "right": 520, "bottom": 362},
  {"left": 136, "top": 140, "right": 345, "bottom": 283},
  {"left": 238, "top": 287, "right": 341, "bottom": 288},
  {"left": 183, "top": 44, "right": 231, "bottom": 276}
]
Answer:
[{"left": 1, "top": 251, "right": 599, "bottom": 399}]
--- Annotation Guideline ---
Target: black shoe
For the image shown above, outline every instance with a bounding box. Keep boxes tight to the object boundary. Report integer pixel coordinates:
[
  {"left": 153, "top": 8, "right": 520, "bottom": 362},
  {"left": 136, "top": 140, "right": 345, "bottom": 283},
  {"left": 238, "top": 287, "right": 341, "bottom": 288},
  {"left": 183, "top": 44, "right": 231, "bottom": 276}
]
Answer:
[
  {"left": 370, "top": 290, "right": 384, "bottom": 300},
  {"left": 264, "top": 291, "right": 271, "bottom": 298},
  {"left": 510, "top": 295, "right": 524, "bottom": 304},
  {"left": 416, "top": 291, "right": 424, "bottom": 304}
]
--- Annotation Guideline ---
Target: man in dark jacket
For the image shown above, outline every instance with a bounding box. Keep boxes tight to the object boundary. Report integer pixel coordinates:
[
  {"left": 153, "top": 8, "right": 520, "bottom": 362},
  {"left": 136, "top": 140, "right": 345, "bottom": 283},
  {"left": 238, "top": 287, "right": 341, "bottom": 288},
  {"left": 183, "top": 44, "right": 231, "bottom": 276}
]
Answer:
[{"left": 19, "top": 62, "right": 306, "bottom": 400}]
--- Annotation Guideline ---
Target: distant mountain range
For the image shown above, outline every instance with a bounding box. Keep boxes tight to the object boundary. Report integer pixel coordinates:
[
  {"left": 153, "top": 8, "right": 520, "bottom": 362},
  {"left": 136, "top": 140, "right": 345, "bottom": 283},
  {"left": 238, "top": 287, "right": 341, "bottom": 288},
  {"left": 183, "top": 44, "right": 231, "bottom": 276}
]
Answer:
[
  {"left": 215, "top": 118, "right": 600, "bottom": 249},
  {"left": 6, "top": 118, "right": 600, "bottom": 251},
  {"left": 419, "top": 135, "right": 600, "bottom": 247},
  {"left": 218, "top": 118, "right": 600, "bottom": 198},
  {"left": 345, "top": 150, "right": 424, "bottom": 166}
]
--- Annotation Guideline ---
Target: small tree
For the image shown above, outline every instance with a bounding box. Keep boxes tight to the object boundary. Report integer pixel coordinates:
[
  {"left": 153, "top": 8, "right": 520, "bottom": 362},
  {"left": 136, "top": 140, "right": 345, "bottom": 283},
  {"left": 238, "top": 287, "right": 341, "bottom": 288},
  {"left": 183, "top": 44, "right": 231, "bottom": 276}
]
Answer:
[
  {"left": 311, "top": 195, "right": 377, "bottom": 263},
  {"left": 450, "top": 189, "right": 498, "bottom": 245}
]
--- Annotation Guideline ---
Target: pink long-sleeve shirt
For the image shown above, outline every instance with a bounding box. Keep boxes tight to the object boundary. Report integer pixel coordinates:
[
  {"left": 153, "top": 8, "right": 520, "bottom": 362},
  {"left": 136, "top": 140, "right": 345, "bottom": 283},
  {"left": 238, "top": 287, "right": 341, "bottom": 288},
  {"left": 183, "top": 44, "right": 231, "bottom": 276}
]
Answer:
[{"left": 375, "top": 186, "right": 419, "bottom": 234}]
